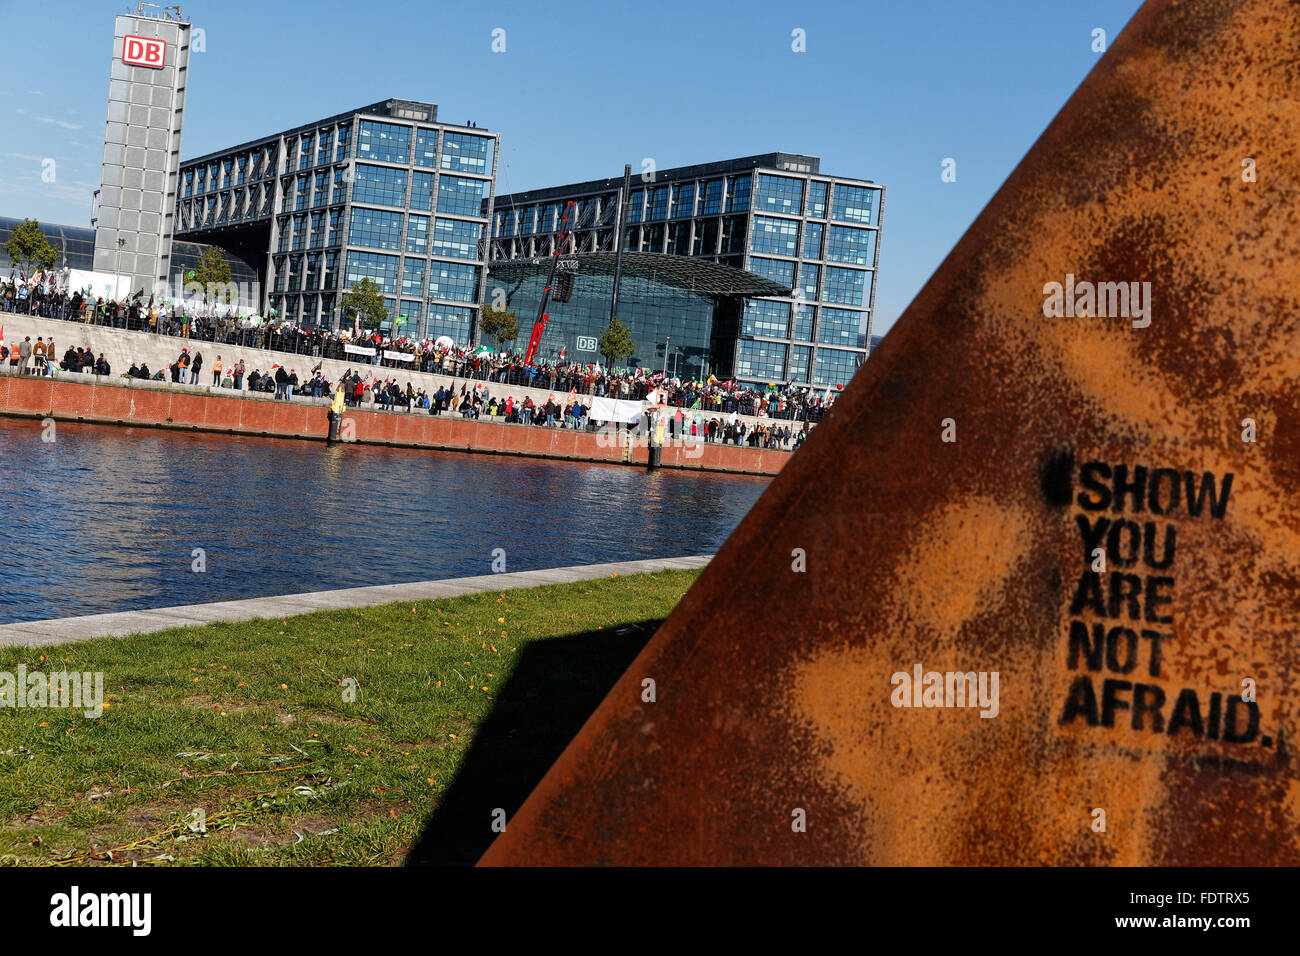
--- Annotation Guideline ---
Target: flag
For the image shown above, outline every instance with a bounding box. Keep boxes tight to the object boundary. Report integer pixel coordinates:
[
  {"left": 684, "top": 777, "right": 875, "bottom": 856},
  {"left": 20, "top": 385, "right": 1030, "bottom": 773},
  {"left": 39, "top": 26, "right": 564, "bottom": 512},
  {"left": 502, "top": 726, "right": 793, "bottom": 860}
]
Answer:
[{"left": 559, "top": 346, "right": 566, "bottom": 361}]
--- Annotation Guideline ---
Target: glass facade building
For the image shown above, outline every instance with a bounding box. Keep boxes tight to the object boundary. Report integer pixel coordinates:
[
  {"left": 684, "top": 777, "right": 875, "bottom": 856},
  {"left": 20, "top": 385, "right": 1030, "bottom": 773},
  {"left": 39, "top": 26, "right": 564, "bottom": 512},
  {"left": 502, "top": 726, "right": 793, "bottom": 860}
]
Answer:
[
  {"left": 486, "top": 252, "right": 790, "bottom": 377},
  {"left": 174, "top": 99, "right": 498, "bottom": 342},
  {"left": 490, "top": 152, "right": 883, "bottom": 387}
]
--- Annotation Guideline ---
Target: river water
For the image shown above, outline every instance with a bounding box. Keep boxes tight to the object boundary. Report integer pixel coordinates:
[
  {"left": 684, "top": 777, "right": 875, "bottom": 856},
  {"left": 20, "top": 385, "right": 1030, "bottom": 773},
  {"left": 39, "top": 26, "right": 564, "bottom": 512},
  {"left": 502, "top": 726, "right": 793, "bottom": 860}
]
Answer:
[{"left": 0, "top": 417, "right": 768, "bottom": 624}]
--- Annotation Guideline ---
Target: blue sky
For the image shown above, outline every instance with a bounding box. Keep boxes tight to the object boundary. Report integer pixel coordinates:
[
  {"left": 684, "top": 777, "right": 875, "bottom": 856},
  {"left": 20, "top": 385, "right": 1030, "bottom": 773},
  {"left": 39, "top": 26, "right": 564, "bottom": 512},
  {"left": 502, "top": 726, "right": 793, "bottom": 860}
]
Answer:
[{"left": 0, "top": 0, "right": 1142, "bottom": 334}]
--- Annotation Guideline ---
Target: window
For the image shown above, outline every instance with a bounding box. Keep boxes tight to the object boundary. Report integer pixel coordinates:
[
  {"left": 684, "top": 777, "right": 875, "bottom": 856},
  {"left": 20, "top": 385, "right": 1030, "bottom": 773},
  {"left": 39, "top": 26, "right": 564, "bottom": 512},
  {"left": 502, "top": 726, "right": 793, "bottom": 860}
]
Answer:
[
  {"left": 721, "top": 216, "right": 747, "bottom": 254},
  {"left": 399, "top": 300, "right": 423, "bottom": 335},
  {"left": 818, "top": 306, "right": 863, "bottom": 347},
  {"left": 747, "top": 256, "right": 795, "bottom": 288},
  {"left": 295, "top": 174, "right": 309, "bottom": 210},
  {"left": 797, "top": 263, "right": 819, "bottom": 300},
  {"left": 324, "top": 251, "right": 338, "bottom": 289},
  {"left": 183, "top": 169, "right": 193, "bottom": 197},
  {"left": 415, "top": 128, "right": 439, "bottom": 167},
  {"left": 440, "top": 132, "right": 493, "bottom": 174},
  {"left": 792, "top": 303, "right": 814, "bottom": 341},
  {"left": 305, "top": 252, "right": 321, "bottom": 290},
  {"left": 755, "top": 174, "right": 803, "bottom": 215},
  {"left": 671, "top": 183, "right": 696, "bottom": 218},
  {"left": 236, "top": 155, "right": 247, "bottom": 185},
  {"left": 427, "top": 261, "right": 478, "bottom": 302},
  {"left": 789, "top": 344, "right": 811, "bottom": 382},
  {"left": 626, "top": 190, "right": 644, "bottom": 224},
  {"left": 536, "top": 203, "right": 556, "bottom": 234},
  {"left": 299, "top": 134, "right": 313, "bottom": 170},
  {"left": 750, "top": 215, "right": 799, "bottom": 256},
  {"left": 316, "top": 130, "right": 332, "bottom": 167},
  {"left": 309, "top": 211, "right": 324, "bottom": 248},
  {"left": 406, "top": 214, "right": 429, "bottom": 255},
  {"left": 431, "top": 218, "right": 481, "bottom": 259},
  {"left": 693, "top": 219, "right": 719, "bottom": 256},
  {"left": 287, "top": 254, "right": 302, "bottom": 290},
  {"left": 437, "top": 175, "right": 488, "bottom": 217},
  {"left": 291, "top": 214, "right": 307, "bottom": 250},
  {"left": 648, "top": 186, "right": 669, "bottom": 221},
  {"left": 335, "top": 124, "right": 351, "bottom": 162},
  {"left": 742, "top": 299, "right": 790, "bottom": 338},
  {"left": 344, "top": 250, "right": 400, "bottom": 295},
  {"left": 831, "top": 183, "right": 878, "bottom": 225},
  {"left": 276, "top": 216, "right": 290, "bottom": 252},
  {"left": 427, "top": 305, "right": 473, "bottom": 343},
  {"left": 352, "top": 164, "right": 407, "bottom": 207},
  {"left": 736, "top": 340, "right": 786, "bottom": 381},
  {"left": 802, "top": 221, "right": 824, "bottom": 259},
  {"left": 825, "top": 225, "right": 876, "bottom": 265},
  {"left": 328, "top": 209, "right": 343, "bottom": 246},
  {"left": 410, "top": 170, "right": 435, "bottom": 211},
  {"left": 358, "top": 120, "right": 411, "bottom": 164},
  {"left": 824, "top": 266, "right": 867, "bottom": 306},
  {"left": 813, "top": 347, "right": 862, "bottom": 387},
  {"left": 668, "top": 221, "right": 691, "bottom": 255},
  {"left": 726, "top": 174, "right": 752, "bottom": 213},
  {"left": 401, "top": 257, "right": 425, "bottom": 298},
  {"left": 348, "top": 207, "right": 405, "bottom": 252},
  {"left": 332, "top": 166, "right": 349, "bottom": 204},
  {"left": 807, "top": 181, "right": 828, "bottom": 218},
  {"left": 313, "top": 171, "right": 328, "bottom": 207},
  {"left": 701, "top": 179, "right": 723, "bottom": 214}
]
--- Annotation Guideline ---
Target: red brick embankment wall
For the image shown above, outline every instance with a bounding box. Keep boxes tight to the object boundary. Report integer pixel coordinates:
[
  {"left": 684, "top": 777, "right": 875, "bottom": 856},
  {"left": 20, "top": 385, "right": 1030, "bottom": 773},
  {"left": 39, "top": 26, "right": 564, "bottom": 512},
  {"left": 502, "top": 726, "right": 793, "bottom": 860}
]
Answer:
[{"left": 0, "top": 374, "right": 787, "bottom": 476}]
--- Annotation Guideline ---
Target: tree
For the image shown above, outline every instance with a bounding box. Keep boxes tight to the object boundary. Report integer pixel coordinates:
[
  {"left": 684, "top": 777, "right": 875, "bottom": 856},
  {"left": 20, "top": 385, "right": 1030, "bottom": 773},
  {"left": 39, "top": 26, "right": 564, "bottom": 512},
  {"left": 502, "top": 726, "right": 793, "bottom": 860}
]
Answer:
[
  {"left": 598, "top": 316, "right": 636, "bottom": 368},
  {"left": 478, "top": 301, "right": 519, "bottom": 350},
  {"left": 340, "top": 277, "right": 388, "bottom": 332},
  {"left": 191, "top": 245, "right": 234, "bottom": 310},
  {"left": 3, "top": 218, "right": 57, "bottom": 277}
]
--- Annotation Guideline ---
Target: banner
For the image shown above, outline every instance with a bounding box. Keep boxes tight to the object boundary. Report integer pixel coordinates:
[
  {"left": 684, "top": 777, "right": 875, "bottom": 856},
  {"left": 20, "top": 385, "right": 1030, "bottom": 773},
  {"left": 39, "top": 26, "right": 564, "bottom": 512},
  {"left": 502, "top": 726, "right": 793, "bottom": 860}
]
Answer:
[
  {"left": 590, "top": 397, "right": 643, "bottom": 423},
  {"left": 382, "top": 350, "right": 414, "bottom": 363},
  {"left": 68, "top": 269, "right": 132, "bottom": 301},
  {"left": 344, "top": 344, "right": 377, "bottom": 357}
]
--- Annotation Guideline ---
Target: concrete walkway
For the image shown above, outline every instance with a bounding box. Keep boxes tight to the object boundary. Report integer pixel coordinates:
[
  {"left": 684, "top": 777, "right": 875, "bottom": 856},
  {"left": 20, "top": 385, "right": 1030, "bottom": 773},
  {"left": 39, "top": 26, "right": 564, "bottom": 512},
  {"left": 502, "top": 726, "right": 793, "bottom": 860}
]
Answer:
[{"left": 0, "top": 555, "right": 712, "bottom": 649}]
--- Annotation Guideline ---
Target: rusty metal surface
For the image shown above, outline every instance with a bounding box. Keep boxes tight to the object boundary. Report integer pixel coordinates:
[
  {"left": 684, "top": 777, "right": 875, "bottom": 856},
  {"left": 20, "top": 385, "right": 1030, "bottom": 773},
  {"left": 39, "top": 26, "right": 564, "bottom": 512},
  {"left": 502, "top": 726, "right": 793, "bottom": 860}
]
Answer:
[{"left": 480, "top": 0, "right": 1300, "bottom": 865}]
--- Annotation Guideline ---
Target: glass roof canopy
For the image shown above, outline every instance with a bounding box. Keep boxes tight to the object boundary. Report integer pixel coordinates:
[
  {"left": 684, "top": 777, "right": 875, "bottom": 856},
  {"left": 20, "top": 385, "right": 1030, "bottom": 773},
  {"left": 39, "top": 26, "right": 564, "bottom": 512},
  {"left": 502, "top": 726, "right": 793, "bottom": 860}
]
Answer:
[{"left": 488, "top": 251, "right": 792, "bottom": 298}]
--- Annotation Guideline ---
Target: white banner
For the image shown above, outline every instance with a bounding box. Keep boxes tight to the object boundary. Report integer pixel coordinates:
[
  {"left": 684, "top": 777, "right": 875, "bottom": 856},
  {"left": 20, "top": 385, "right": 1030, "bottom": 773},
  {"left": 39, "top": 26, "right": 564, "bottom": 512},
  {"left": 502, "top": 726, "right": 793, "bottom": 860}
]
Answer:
[
  {"left": 382, "top": 350, "right": 414, "bottom": 363},
  {"left": 344, "top": 344, "right": 376, "bottom": 357},
  {"left": 68, "top": 269, "right": 132, "bottom": 301},
  {"left": 590, "top": 396, "right": 643, "bottom": 423}
]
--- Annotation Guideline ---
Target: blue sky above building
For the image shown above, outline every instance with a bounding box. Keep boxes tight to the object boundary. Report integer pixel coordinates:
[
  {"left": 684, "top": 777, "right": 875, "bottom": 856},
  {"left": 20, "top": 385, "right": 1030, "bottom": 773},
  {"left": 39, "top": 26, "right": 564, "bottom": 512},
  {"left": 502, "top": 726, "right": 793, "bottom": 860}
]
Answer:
[{"left": 0, "top": 0, "right": 1142, "bottom": 334}]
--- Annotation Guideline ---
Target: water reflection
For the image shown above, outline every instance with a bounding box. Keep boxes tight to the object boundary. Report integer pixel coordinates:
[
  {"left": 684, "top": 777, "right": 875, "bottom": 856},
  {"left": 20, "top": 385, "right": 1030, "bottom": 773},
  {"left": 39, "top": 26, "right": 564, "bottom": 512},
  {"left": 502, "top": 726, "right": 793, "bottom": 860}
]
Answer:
[{"left": 0, "top": 418, "right": 768, "bottom": 624}]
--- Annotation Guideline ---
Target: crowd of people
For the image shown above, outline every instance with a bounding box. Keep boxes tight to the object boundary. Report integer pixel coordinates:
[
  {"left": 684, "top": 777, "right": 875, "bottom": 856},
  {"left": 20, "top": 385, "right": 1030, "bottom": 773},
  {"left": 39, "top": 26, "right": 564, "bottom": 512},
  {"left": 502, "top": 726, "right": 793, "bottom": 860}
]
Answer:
[
  {"left": 0, "top": 327, "right": 805, "bottom": 449},
  {"left": 3, "top": 270, "right": 842, "bottom": 430}
]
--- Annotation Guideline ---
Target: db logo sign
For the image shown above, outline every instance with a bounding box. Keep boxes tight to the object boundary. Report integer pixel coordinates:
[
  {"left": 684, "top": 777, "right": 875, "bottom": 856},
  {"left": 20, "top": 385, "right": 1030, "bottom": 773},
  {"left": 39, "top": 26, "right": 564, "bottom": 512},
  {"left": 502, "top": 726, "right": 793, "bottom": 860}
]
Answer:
[
  {"left": 123, "top": 35, "right": 166, "bottom": 69},
  {"left": 575, "top": 336, "right": 597, "bottom": 352}
]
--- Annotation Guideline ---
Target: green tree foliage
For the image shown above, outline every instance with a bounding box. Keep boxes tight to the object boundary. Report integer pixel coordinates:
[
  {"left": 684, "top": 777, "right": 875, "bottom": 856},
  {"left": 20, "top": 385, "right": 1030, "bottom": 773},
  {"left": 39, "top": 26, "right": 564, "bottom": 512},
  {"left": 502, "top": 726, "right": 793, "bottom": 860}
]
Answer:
[
  {"left": 598, "top": 316, "right": 636, "bottom": 368},
  {"left": 341, "top": 277, "right": 389, "bottom": 332},
  {"left": 3, "top": 218, "right": 57, "bottom": 277},
  {"left": 191, "top": 245, "right": 234, "bottom": 308},
  {"left": 478, "top": 302, "right": 519, "bottom": 350}
]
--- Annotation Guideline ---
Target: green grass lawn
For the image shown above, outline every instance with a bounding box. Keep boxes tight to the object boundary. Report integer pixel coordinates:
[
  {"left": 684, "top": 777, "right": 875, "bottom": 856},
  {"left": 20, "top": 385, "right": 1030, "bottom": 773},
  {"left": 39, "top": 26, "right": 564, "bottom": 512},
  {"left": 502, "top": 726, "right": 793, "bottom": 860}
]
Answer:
[{"left": 0, "top": 568, "right": 699, "bottom": 867}]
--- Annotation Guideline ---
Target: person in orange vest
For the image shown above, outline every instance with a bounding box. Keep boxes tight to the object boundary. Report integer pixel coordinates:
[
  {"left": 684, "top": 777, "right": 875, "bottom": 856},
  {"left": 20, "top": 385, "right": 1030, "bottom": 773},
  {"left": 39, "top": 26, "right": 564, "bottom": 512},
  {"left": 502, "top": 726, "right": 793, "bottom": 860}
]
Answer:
[{"left": 212, "top": 355, "right": 223, "bottom": 387}]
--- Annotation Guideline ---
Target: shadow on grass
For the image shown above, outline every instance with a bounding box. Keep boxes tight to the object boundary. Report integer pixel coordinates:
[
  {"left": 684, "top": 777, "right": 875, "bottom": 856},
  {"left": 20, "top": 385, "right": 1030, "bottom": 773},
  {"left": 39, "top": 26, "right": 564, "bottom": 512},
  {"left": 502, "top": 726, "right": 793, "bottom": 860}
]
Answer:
[{"left": 404, "top": 619, "right": 660, "bottom": 866}]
